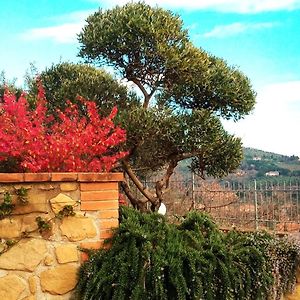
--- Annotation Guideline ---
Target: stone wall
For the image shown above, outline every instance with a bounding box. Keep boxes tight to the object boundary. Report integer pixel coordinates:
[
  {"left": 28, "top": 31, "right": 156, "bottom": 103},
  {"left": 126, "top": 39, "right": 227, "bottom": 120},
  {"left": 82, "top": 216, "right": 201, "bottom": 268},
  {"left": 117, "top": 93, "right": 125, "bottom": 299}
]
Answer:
[{"left": 0, "top": 172, "right": 122, "bottom": 300}]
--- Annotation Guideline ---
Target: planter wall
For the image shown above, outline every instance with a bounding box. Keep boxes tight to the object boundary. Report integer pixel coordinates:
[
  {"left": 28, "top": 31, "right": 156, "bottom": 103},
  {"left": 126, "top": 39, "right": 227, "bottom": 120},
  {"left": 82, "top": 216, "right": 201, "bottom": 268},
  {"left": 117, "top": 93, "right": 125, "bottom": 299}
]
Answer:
[{"left": 0, "top": 172, "right": 123, "bottom": 300}]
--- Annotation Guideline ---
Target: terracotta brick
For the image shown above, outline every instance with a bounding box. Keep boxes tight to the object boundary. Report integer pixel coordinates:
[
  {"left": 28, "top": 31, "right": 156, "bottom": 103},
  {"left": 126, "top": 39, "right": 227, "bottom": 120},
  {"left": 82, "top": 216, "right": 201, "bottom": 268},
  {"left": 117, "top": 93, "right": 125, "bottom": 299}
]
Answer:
[
  {"left": 80, "top": 190, "right": 118, "bottom": 201},
  {"left": 80, "top": 241, "right": 103, "bottom": 250},
  {"left": 0, "top": 173, "right": 24, "bottom": 182},
  {"left": 80, "top": 241, "right": 104, "bottom": 261},
  {"left": 80, "top": 200, "right": 118, "bottom": 211},
  {"left": 98, "top": 210, "right": 119, "bottom": 219},
  {"left": 80, "top": 182, "right": 118, "bottom": 191},
  {"left": 100, "top": 219, "right": 119, "bottom": 229},
  {"left": 51, "top": 173, "right": 78, "bottom": 182},
  {"left": 24, "top": 173, "right": 51, "bottom": 182},
  {"left": 78, "top": 173, "right": 123, "bottom": 182},
  {"left": 100, "top": 229, "right": 114, "bottom": 240}
]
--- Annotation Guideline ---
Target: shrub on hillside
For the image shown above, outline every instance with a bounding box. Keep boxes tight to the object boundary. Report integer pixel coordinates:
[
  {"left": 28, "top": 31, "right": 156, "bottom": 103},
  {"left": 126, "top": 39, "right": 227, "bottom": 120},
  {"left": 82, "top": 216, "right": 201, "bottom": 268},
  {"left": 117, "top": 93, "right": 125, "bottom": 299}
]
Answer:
[{"left": 76, "top": 207, "right": 300, "bottom": 300}]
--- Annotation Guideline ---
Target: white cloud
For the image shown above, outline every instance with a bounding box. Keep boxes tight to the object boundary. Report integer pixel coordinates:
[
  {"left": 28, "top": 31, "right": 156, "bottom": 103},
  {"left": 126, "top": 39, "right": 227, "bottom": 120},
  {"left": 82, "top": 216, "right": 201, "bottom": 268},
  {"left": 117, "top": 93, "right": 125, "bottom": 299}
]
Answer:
[
  {"left": 21, "top": 23, "right": 84, "bottom": 44},
  {"left": 203, "top": 22, "right": 277, "bottom": 38},
  {"left": 92, "top": 0, "right": 300, "bottom": 13},
  {"left": 49, "top": 9, "right": 95, "bottom": 23},
  {"left": 223, "top": 81, "right": 300, "bottom": 156},
  {"left": 20, "top": 10, "right": 92, "bottom": 44}
]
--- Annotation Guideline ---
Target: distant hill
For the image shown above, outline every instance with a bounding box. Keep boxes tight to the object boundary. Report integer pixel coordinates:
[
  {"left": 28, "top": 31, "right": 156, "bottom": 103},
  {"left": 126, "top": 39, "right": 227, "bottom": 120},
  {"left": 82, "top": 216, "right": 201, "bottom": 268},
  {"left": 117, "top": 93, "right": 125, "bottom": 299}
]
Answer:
[
  {"left": 175, "top": 148, "right": 300, "bottom": 181},
  {"left": 227, "top": 148, "right": 300, "bottom": 181}
]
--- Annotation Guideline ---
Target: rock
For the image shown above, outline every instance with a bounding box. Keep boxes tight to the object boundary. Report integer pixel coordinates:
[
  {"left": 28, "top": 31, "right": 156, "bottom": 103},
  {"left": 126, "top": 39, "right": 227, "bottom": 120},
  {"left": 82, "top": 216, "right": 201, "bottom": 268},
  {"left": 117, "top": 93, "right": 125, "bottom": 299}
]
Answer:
[
  {"left": 37, "top": 184, "right": 55, "bottom": 191},
  {"left": 20, "top": 214, "right": 42, "bottom": 233},
  {"left": 0, "top": 218, "right": 22, "bottom": 238},
  {"left": 50, "top": 194, "right": 76, "bottom": 214},
  {"left": 40, "top": 265, "right": 78, "bottom": 295},
  {"left": 14, "top": 189, "right": 49, "bottom": 214},
  {"left": 55, "top": 244, "right": 78, "bottom": 263},
  {"left": 28, "top": 275, "right": 37, "bottom": 294},
  {"left": 60, "top": 183, "right": 78, "bottom": 192},
  {"left": 60, "top": 216, "right": 97, "bottom": 241},
  {"left": 22, "top": 296, "right": 36, "bottom": 300},
  {"left": 0, "top": 239, "right": 47, "bottom": 271},
  {"left": 0, "top": 274, "right": 26, "bottom": 299},
  {"left": 44, "top": 254, "right": 54, "bottom": 266}
]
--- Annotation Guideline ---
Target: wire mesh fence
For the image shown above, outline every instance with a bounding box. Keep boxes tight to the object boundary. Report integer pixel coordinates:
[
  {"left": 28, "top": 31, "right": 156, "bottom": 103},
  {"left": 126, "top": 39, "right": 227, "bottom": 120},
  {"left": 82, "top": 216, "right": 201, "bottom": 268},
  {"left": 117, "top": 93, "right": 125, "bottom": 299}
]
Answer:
[{"left": 141, "top": 176, "right": 300, "bottom": 232}]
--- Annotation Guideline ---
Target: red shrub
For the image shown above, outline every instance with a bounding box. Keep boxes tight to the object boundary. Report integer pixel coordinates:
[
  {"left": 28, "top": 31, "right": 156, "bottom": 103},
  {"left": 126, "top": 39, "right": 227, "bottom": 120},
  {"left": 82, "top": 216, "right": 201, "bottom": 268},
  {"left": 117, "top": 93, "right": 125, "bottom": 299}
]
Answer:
[{"left": 0, "top": 85, "right": 127, "bottom": 172}]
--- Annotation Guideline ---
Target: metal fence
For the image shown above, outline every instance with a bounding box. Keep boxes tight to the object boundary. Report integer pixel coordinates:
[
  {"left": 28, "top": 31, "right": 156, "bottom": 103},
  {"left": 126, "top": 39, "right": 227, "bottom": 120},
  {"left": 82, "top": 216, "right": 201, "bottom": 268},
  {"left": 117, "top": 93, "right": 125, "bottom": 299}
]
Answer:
[{"left": 144, "top": 177, "right": 300, "bottom": 232}]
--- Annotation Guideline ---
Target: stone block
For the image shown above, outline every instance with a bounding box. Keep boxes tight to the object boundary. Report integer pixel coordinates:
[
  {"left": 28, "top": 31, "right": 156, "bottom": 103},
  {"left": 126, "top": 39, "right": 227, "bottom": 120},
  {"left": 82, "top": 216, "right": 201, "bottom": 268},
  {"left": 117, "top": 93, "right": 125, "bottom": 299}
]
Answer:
[
  {"left": 55, "top": 244, "right": 78, "bottom": 263},
  {"left": 0, "top": 217, "right": 22, "bottom": 238},
  {"left": 0, "top": 238, "right": 47, "bottom": 271},
  {"left": 20, "top": 214, "right": 44, "bottom": 234},
  {"left": 14, "top": 189, "right": 49, "bottom": 214},
  {"left": 28, "top": 275, "right": 37, "bottom": 294},
  {"left": 49, "top": 193, "right": 77, "bottom": 214},
  {"left": 0, "top": 274, "right": 26, "bottom": 299},
  {"left": 60, "top": 183, "right": 78, "bottom": 192},
  {"left": 23, "top": 296, "right": 36, "bottom": 300},
  {"left": 60, "top": 216, "right": 97, "bottom": 241},
  {"left": 44, "top": 254, "right": 54, "bottom": 266},
  {"left": 37, "top": 184, "right": 56, "bottom": 191},
  {"left": 40, "top": 265, "right": 78, "bottom": 295}
]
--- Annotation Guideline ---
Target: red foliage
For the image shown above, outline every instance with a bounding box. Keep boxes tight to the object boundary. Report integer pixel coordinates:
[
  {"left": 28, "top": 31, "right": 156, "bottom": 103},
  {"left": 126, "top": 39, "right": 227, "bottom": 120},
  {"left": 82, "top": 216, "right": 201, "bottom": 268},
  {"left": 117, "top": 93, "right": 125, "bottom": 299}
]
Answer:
[{"left": 0, "top": 85, "right": 127, "bottom": 172}]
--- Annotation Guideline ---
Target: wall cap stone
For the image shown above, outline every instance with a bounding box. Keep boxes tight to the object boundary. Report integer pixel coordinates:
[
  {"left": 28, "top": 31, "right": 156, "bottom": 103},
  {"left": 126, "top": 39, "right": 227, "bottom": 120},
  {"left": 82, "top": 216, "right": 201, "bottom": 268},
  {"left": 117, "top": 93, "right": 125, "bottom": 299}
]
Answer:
[{"left": 0, "top": 172, "right": 123, "bottom": 183}]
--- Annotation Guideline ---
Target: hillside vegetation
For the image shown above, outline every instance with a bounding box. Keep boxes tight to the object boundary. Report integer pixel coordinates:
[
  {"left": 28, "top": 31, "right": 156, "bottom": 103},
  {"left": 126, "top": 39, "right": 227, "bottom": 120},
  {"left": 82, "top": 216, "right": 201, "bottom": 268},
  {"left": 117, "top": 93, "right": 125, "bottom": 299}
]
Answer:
[
  {"left": 175, "top": 148, "right": 300, "bottom": 182},
  {"left": 239, "top": 148, "right": 300, "bottom": 178}
]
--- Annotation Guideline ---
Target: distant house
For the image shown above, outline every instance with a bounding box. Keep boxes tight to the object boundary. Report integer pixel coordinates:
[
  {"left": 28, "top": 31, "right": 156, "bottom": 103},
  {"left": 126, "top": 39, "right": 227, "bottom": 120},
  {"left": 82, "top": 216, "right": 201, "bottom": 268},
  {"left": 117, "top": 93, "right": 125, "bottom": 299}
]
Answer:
[
  {"left": 235, "top": 170, "right": 246, "bottom": 176},
  {"left": 253, "top": 156, "right": 262, "bottom": 161},
  {"left": 265, "top": 171, "right": 280, "bottom": 176}
]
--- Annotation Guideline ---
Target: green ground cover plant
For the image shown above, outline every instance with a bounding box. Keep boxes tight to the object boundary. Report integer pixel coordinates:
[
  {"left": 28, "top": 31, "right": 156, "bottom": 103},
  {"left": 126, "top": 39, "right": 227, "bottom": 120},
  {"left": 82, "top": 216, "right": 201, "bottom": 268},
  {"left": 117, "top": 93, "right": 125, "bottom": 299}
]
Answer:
[{"left": 76, "top": 207, "right": 300, "bottom": 300}]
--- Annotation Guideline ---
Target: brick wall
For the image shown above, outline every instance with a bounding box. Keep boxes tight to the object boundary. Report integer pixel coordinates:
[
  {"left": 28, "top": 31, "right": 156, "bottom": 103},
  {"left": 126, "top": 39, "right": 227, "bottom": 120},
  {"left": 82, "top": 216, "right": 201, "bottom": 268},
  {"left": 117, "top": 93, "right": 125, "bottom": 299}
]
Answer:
[{"left": 0, "top": 172, "right": 122, "bottom": 300}]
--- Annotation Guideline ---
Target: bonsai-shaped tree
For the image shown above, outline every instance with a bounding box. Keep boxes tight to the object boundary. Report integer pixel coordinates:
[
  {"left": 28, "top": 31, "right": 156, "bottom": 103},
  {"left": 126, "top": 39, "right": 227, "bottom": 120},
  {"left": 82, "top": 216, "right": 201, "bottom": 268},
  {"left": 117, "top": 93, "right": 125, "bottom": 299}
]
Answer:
[{"left": 28, "top": 2, "right": 256, "bottom": 210}]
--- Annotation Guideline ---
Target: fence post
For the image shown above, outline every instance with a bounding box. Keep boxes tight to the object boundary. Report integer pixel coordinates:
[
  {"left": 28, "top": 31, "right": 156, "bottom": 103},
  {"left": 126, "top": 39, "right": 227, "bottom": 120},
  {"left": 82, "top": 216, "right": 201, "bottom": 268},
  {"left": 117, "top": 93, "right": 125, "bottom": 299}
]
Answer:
[
  {"left": 191, "top": 172, "right": 195, "bottom": 209},
  {"left": 254, "top": 179, "right": 258, "bottom": 230}
]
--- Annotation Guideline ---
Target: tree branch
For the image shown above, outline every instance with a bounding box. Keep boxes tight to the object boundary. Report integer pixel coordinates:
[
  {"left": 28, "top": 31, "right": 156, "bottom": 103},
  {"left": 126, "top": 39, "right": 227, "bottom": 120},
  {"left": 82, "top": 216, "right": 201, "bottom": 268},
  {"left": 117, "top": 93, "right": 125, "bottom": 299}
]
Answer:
[
  {"left": 122, "top": 160, "right": 158, "bottom": 206},
  {"left": 120, "top": 178, "right": 147, "bottom": 210},
  {"left": 155, "top": 159, "right": 178, "bottom": 203},
  {"left": 130, "top": 78, "right": 155, "bottom": 109}
]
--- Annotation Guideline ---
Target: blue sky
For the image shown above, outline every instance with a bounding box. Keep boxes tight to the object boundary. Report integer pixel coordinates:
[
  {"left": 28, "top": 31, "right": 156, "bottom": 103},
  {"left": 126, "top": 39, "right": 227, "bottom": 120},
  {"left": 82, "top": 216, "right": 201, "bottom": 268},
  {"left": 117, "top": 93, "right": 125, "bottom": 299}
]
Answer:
[{"left": 0, "top": 0, "right": 300, "bottom": 156}]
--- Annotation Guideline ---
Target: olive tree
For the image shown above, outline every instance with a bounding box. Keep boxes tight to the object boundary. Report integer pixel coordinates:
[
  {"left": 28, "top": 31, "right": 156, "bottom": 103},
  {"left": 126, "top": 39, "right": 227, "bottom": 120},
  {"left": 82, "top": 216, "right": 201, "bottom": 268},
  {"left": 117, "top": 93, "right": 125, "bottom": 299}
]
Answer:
[
  {"left": 25, "top": 62, "right": 136, "bottom": 113},
  {"left": 40, "top": 2, "right": 256, "bottom": 210}
]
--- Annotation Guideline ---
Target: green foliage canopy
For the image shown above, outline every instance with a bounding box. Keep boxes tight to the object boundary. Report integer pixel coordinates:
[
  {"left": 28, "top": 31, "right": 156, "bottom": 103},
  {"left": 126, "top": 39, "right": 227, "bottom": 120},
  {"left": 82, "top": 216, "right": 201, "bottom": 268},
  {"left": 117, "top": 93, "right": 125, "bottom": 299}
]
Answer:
[
  {"left": 77, "top": 2, "right": 256, "bottom": 208},
  {"left": 26, "top": 62, "right": 136, "bottom": 113},
  {"left": 78, "top": 2, "right": 255, "bottom": 120}
]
